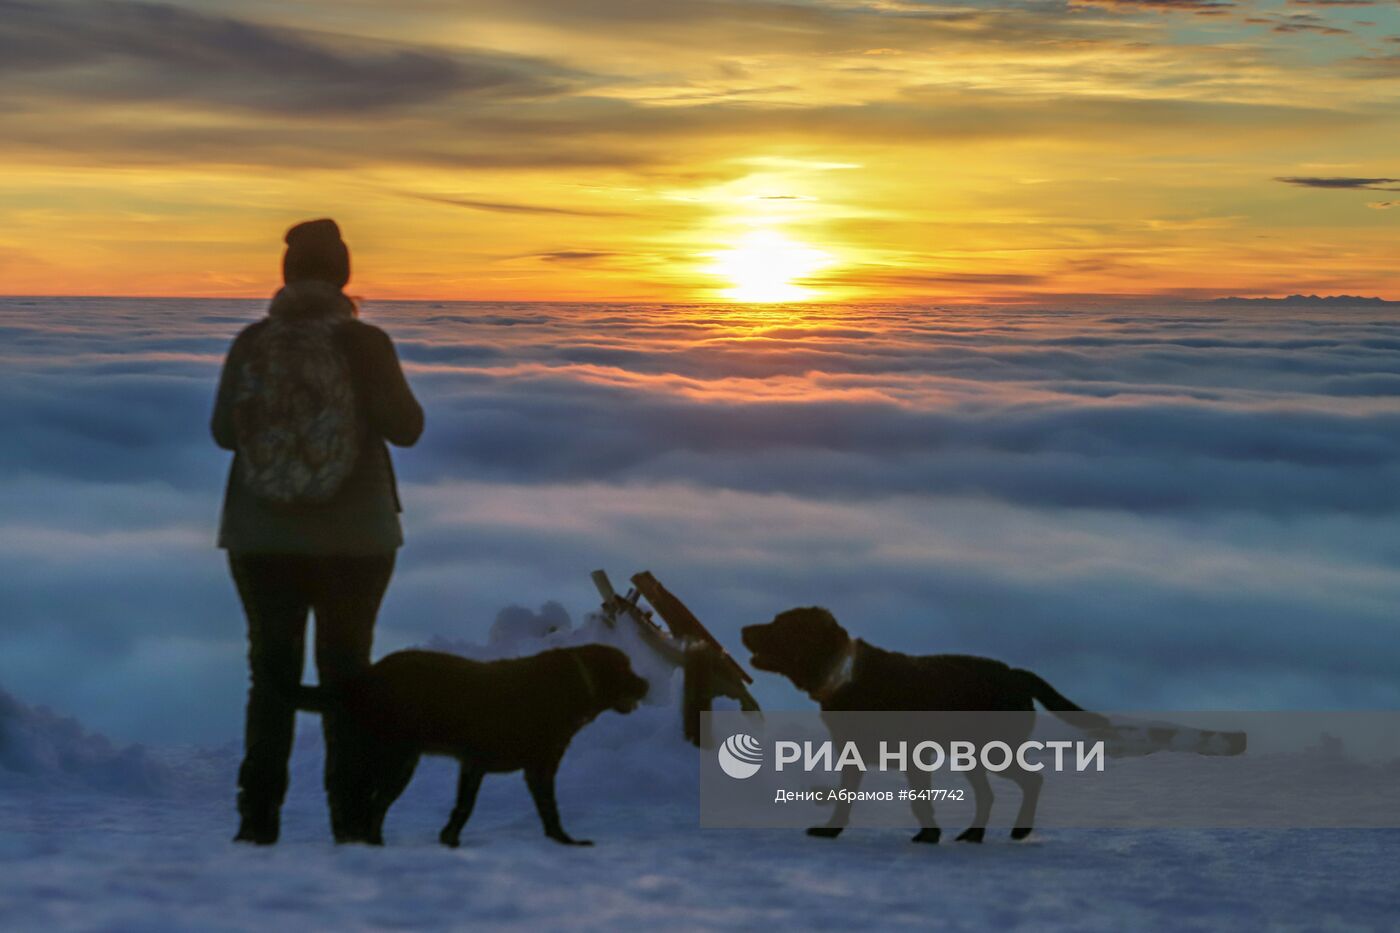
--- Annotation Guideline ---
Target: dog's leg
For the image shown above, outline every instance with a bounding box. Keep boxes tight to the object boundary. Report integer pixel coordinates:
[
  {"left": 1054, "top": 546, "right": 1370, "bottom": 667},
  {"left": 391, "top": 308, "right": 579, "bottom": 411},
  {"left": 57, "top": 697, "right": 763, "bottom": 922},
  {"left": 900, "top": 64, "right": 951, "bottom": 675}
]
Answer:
[
  {"left": 807, "top": 764, "right": 864, "bottom": 839},
  {"left": 904, "top": 769, "right": 940, "bottom": 844},
  {"left": 1003, "top": 765, "right": 1043, "bottom": 840},
  {"left": 366, "top": 749, "right": 418, "bottom": 846},
  {"left": 524, "top": 761, "right": 593, "bottom": 846},
  {"left": 955, "top": 767, "right": 992, "bottom": 843},
  {"left": 439, "top": 761, "right": 485, "bottom": 848}
]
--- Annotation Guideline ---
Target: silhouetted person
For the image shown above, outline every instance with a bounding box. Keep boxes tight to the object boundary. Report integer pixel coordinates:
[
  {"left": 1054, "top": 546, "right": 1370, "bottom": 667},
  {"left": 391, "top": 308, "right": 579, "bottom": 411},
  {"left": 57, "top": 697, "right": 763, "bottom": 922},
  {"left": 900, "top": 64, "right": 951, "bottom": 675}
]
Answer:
[{"left": 211, "top": 219, "right": 423, "bottom": 844}]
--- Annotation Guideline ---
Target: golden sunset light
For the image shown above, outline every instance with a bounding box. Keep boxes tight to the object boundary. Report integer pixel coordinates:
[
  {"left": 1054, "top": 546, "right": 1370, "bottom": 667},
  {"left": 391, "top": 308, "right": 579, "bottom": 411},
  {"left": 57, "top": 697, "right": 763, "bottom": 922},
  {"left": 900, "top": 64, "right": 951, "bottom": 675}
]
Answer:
[{"left": 1, "top": 0, "right": 1397, "bottom": 302}]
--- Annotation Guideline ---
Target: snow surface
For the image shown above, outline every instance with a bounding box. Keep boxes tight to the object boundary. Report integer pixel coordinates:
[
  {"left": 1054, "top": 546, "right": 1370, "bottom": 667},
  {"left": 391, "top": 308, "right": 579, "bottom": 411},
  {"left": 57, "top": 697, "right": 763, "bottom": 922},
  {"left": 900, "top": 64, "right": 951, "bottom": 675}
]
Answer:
[{"left": 2, "top": 614, "right": 1397, "bottom": 931}]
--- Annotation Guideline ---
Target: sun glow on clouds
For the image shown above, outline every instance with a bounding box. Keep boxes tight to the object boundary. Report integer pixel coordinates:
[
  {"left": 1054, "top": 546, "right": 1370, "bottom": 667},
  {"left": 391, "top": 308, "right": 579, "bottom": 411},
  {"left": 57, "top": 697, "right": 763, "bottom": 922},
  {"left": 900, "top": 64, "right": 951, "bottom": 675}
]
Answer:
[{"left": 706, "top": 230, "right": 833, "bottom": 302}]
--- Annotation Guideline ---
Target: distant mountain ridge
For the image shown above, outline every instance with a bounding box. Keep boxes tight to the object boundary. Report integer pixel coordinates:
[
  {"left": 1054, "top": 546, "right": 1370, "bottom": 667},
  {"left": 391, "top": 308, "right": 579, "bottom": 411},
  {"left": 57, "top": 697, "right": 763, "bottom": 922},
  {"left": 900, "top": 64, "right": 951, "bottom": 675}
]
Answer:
[{"left": 1209, "top": 294, "right": 1396, "bottom": 307}]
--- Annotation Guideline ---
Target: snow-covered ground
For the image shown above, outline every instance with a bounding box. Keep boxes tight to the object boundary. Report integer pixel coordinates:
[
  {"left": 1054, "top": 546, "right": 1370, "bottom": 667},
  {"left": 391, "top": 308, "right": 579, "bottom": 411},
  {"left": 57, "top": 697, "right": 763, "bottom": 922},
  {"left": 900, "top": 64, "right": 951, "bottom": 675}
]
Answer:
[
  {"left": 3, "top": 742, "right": 1397, "bottom": 931},
  {"left": 5, "top": 781, "right": 1397, "bottom": 932},
  {"left": 3, "top": 619, "right": 1396, "bottom": 931}
]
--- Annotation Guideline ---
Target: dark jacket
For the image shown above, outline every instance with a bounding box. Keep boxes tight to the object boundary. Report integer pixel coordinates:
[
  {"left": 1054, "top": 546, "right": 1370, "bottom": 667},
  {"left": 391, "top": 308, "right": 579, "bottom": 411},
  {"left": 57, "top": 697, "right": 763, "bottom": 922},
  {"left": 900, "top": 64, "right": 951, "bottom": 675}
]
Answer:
[{"left": 212, "top": 285, "right": 424, "bottom": 554}]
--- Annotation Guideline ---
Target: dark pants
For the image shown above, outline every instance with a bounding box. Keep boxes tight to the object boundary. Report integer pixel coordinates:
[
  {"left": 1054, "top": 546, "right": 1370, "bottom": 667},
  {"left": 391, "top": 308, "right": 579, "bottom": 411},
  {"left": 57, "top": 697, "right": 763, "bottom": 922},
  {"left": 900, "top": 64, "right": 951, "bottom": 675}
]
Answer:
[{"left": 228, "top": 552, "right": 395, "bottom": 835}]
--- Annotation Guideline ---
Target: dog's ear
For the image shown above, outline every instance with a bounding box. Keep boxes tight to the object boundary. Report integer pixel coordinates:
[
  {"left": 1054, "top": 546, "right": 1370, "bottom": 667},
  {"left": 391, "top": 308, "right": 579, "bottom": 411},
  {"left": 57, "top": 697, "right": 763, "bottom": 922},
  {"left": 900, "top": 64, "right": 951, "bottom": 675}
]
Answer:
[
  {"left": 594, "top": 646, "right": 625, "bottom": 681},
  {"left": 583, "top": 645, "right": 632, "bottom": 685},
  {"left": 780, "top": 606, "right": 846, "bottom": 639},
  {"left": 585, "top": 645, "right": 649, "bottom": 704}
]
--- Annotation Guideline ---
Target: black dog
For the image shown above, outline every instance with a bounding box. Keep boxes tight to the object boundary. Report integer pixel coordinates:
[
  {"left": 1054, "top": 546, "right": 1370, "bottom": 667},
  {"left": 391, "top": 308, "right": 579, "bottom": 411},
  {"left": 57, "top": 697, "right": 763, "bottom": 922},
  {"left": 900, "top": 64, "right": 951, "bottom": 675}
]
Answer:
[
  {"left": 741, "top": 607, "right": 1108, "bottom": 844},
  {"left": 315, "top": 645, "right": 649, "bottom": 847}
]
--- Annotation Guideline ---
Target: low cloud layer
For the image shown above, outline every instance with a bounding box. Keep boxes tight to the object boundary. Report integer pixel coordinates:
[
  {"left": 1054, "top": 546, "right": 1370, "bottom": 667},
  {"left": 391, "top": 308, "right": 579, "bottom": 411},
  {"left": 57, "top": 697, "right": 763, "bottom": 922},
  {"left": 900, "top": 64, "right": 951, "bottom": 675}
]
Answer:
[{"left": 2, "top": 297, "right": 1399, "bottom": 741}]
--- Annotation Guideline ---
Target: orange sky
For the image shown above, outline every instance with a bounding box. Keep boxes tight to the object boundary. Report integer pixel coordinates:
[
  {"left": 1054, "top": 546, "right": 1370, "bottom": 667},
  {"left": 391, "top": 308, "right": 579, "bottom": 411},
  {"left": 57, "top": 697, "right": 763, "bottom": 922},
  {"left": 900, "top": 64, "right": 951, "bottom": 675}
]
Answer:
[{"left": 1, "top": 0, "right": 1398, "bottom": 302}]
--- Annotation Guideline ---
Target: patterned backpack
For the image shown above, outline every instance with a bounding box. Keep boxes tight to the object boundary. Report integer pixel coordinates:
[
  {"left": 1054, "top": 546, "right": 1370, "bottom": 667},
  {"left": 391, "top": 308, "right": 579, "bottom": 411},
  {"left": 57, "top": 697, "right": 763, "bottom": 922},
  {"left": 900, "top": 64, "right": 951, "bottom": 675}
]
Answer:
[{"left": 232, "top": 287, "right": 361, "bottom": 506}]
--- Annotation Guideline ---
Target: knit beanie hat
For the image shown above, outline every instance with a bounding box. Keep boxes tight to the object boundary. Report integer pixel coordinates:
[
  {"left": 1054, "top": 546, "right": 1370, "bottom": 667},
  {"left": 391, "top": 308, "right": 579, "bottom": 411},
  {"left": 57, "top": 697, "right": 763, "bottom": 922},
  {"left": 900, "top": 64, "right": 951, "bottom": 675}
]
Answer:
[{"left": 282, "top": 218, "right": 350, "bottom": 288}]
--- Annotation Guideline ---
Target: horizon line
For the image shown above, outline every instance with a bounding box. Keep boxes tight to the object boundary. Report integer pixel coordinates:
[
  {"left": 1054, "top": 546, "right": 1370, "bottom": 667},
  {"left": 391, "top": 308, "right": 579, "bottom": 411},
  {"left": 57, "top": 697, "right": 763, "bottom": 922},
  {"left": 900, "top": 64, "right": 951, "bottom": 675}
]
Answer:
[{"left": 2, "top": 292, "right": 1396, "bottom": 306}]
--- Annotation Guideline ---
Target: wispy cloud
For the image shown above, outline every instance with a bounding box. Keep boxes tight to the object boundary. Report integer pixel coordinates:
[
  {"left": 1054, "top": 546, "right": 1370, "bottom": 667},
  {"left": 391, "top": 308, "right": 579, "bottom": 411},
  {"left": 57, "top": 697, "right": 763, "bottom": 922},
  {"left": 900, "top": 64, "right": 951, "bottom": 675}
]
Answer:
[
  {"left": 1074, "top": 0, "right": 1237, "bottom": 13},
  {"left": 532, "top": 250, "right": 618, "bottom": 262},
  {"left": 1275, "top": 176, "right": 1400, "bottom": 190},
  {"left": 403, "top": 192, "right": 631, "bottom": 217}
]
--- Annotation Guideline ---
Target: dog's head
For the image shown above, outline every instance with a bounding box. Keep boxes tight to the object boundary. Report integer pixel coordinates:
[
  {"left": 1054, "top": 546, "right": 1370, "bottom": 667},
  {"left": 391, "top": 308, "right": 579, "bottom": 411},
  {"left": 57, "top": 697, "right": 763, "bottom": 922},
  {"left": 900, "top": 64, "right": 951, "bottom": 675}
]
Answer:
[
  {"left": 574, "top": 644, "right": 650, "bottom": 714},
  {"left": 741, "top": 607, "right": 851, "bottom": 694}
]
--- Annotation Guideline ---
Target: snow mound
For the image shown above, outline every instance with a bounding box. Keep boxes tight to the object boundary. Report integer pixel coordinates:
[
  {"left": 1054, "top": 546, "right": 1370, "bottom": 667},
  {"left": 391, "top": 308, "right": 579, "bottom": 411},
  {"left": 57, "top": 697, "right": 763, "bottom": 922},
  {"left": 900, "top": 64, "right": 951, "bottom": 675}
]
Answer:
[
  {"left": 488, "top": 600, "right": 573, "bottom": 645},
  {"left": 422, "top": 602, "right": 682, "bottom": 707},
  {"left": 0, "top": 686, "right": 172, "bottom": 795}
]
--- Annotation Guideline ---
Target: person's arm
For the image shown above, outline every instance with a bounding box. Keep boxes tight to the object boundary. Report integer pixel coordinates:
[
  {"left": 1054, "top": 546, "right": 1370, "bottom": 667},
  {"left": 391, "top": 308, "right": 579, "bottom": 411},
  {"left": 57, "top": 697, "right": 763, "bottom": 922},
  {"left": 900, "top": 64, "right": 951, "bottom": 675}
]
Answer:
[
  {"left": 359, "top": 325, "right": 424, "bottom": 447},
  {"left": 210, "top": 328, "right": 255, "bottom": 450}
]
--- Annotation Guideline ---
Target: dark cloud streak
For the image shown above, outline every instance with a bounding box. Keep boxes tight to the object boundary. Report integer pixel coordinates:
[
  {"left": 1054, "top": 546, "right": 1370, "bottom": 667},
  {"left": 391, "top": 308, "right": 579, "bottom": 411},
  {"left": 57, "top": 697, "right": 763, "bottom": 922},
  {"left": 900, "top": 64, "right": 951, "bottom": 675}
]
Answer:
[
  {"left": 403, "top": 192, "right": 632, "bottom": 217},
  {"left": 0, "top": 0, "right": 579, "bottom": 114},
  {"left": 1275, "top": 175, "right": 1400, "bottom": 190}
]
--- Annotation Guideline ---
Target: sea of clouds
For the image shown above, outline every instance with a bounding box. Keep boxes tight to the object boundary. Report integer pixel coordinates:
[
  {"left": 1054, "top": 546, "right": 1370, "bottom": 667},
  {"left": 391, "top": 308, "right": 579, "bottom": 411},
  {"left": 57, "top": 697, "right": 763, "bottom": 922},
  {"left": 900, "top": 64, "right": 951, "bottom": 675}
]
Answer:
[{"left": 2, "top": 297, "right": 1398, "bottom": 743}]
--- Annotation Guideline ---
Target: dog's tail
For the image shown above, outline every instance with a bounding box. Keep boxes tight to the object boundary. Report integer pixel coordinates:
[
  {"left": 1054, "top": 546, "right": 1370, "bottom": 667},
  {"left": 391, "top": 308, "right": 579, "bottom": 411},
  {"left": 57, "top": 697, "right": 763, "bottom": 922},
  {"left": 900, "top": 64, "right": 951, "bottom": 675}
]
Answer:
[{"left": 1015, "top": 669, "right": 1111, "bottom": 731}]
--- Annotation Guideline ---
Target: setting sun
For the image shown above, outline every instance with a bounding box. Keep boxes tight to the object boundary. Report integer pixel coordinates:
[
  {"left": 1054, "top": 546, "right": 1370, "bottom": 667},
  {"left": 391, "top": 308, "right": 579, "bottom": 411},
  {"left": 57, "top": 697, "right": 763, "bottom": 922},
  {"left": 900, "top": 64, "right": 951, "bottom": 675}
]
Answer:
[{"left": 707, "top": 231, "right": 833, "bottom": 302}]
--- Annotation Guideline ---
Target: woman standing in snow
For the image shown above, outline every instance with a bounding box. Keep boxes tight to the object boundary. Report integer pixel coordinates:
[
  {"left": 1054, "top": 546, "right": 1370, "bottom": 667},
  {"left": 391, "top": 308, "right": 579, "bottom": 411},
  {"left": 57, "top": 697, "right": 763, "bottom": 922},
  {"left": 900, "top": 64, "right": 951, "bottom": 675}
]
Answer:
[{"left": 211, "top": 219, "right": 423, "bottom": 844}]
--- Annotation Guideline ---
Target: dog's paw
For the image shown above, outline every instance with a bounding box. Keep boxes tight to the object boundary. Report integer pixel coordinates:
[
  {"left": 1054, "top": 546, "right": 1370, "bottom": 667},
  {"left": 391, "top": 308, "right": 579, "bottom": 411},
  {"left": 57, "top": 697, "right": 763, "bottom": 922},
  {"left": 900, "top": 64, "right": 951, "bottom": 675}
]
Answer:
[
  {"left": 954, "top": 827, "right": 985, "bottom": 844},
  {"left": 1010, "top": 827, "right": 1034, "bottom": 841},
  {"left": 438, "top": 829, "right": 461, "bottom": 848},
  {"left": 911, "top": 827, "right": 941, "bottom": 844},
  {"left": 805, "top": 826, "right": 844, "bottom": 839}
]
